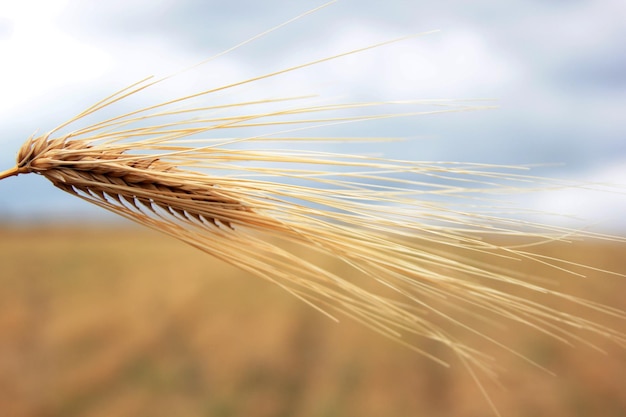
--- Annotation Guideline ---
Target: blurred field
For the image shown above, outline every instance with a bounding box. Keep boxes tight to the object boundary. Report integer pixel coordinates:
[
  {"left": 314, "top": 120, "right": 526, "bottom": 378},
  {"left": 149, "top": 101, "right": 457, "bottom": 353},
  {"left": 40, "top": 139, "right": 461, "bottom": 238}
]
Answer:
[{"left": 0, "top": 225, "right": 624, "bottom": 417}]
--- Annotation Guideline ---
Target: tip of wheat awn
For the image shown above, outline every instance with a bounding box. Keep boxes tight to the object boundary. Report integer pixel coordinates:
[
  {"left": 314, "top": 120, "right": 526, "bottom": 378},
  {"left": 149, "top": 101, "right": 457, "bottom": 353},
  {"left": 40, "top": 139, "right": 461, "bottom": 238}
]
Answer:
[{"left": 0, "top": 4, "right": 624, "bottom": 416}]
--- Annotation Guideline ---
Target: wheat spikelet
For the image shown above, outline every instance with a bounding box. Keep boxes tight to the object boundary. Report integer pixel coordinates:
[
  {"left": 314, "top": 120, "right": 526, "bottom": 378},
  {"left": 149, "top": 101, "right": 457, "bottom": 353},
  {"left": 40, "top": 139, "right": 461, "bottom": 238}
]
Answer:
[{"left": 1, "top": 4, "right": 624, "bottom": 415}]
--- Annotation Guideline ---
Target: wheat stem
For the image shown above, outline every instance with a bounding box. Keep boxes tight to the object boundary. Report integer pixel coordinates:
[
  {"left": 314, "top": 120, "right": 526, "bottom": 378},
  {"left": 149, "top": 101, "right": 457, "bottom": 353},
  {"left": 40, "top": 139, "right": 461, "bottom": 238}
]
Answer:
[{"left": 0, "top": 167, "right": 20, "bottom": 180}]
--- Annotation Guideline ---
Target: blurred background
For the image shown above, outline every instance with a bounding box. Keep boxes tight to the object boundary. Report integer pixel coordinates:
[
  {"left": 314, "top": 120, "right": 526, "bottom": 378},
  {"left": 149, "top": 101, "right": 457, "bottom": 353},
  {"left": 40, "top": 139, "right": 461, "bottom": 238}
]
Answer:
[
  {"left": 0, "top": 226, "right": 624, "bottom": 417},
  {"left": 0, "top": 1, "right": 625, "bottom": 416}
]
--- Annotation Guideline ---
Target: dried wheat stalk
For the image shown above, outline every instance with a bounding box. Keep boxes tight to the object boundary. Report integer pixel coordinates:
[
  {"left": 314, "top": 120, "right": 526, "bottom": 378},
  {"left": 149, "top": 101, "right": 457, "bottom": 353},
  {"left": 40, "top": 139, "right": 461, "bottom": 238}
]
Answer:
[{"left": 1, "top": 5, "right": 624, "bottom": 415}]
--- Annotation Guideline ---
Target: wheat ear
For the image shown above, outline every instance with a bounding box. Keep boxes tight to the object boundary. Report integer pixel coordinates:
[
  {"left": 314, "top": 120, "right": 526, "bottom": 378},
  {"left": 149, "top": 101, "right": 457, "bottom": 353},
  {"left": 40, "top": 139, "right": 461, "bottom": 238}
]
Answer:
[{"left": 1, "top": 8, "right": 624, "bottom": 416}]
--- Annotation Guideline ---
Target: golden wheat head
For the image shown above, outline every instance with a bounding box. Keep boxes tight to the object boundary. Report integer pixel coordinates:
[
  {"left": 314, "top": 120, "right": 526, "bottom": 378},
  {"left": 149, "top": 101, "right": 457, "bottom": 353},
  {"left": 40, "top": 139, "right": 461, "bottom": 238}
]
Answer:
[{"left": 1, "top": 5, "right": 624, "bottom": 415}]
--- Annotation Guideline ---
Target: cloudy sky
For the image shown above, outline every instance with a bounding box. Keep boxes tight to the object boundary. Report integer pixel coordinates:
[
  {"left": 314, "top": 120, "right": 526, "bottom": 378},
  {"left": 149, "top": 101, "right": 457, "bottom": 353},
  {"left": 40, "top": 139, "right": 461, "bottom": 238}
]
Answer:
[{"left": 0, "top": 0, "right": 625, "bottom": 230}]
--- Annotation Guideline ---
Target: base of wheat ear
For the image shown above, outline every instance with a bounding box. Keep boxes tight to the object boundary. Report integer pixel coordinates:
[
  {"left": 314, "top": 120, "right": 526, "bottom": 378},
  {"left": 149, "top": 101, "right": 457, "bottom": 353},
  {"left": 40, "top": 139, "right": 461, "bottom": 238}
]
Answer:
[{"left": 1, "top": 6, "right": 624, "bottom": 416}]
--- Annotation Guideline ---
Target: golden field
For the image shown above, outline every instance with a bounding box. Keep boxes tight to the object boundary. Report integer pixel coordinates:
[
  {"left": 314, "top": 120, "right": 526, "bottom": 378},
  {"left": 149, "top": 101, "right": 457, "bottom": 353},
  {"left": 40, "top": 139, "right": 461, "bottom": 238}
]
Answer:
[{"left": 0, "top": 225, "right": 624, "bottom": 417}]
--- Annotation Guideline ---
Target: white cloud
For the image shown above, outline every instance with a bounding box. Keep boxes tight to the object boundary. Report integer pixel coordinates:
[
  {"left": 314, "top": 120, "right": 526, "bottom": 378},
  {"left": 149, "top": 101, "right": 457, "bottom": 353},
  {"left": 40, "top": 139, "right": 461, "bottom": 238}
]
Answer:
[
  {"left": 511, "top": 161, "right": 626, "bottom": 233},
  {"left": 0, "top": 0, "right": 112, "bottom": 115},
  {"left": 228, "top": 21, "right": 518, "bottom": 105}
]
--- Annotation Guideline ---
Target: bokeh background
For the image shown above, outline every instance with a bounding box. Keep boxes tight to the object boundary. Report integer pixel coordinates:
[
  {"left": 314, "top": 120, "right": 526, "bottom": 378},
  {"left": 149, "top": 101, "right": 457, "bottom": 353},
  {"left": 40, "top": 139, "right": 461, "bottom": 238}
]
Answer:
[
  {"left": 0, "top": 226, "right": 625, "bottom": 417},
  {"left": 0, "top": 1, "right": 625, "bottom": 416}
]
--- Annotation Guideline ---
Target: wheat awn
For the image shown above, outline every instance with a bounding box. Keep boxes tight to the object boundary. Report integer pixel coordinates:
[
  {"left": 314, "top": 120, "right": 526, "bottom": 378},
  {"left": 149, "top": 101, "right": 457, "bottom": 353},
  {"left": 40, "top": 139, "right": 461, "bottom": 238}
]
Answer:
[{"left": 1, "top": 4, "right": 624, "bottom": 415}]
